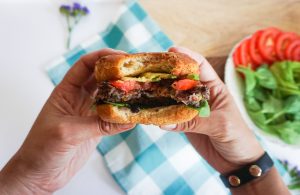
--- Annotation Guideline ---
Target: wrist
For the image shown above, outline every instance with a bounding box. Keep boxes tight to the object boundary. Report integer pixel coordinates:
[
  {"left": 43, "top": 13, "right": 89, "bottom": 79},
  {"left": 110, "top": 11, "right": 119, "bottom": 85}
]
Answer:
[
  {"left": 222, "top": 139, "right": 265, "bottom": 175},
  {"left": 231, "top": 167, "right": 290, "bottom": 195},
  {"left": 0, "top": 153, "right": 51, "bottom": 195},
  {"left": 221, "top": 119, "right": 265, "bottom": 174},
  {"left": 211, "top": 126, "right": 265, "bottom": 175}
]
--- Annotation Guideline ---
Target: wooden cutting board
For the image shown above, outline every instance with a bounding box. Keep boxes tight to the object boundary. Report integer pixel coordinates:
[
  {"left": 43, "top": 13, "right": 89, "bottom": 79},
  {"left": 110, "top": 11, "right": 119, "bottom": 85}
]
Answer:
[{"left": 140, "top": 0, "right": 300, "bottom": 79}]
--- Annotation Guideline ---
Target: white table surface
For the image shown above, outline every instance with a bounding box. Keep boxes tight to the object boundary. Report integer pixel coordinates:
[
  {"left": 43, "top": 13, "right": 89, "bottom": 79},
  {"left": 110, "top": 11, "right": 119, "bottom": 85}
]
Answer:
[
  {"left": 0, "top": 0, "right": 124, "bottom": 194},
  {"left": 1, "top": 0, "right": 300, "bottom": 194}
]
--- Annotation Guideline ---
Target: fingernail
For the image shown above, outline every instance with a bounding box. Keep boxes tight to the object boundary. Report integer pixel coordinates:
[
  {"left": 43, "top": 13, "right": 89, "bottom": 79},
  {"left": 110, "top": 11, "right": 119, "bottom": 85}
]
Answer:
[
  {"left": 121, "top": 123, "right": 136, "bottom": 129},
  {"left": 160, "top": 124, "right": 177, "bottom": 130},
  {"left": 168, "top": 46, "right": 177, "bottom": 52},
  {"left": 114, "top": 49, "right": 126, "bottom": 53}
]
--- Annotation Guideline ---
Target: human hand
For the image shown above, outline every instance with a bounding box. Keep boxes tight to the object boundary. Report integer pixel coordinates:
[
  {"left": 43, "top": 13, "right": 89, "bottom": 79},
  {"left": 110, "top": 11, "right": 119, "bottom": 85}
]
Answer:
[
  {"left": 0, "top": 49, "right": 135, "bottom": 194},
  {"left": 161, "top": 47, "right": 265, "bottom": 174}
]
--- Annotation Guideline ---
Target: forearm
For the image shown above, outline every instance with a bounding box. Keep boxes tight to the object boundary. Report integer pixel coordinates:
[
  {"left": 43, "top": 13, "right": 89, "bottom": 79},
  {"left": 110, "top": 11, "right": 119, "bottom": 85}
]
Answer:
[
  {"left": 0, "top": 153, "right": 51, "bottom": 195},
  {"left": 231, "top": 167, "right": 290, "bottom": 195}
]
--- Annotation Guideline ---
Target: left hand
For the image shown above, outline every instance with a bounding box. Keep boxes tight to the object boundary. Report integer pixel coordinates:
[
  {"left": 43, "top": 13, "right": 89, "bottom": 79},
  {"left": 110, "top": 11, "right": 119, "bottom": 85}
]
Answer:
[{"left": 0, "top": 49, "right": 135, "bottom": 194}]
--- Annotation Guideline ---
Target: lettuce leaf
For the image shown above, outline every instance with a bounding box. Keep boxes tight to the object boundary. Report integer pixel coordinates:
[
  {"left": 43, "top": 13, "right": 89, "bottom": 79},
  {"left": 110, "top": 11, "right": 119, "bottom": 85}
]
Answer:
[
  {"left": 191, "top": 100, "right": 210, "bottom": 117},
  {"left": 104, "top": 101, "right": 129, "bottom": 107},
  {"left": 238, "top": 61, "right": 300, "bottom": 145},
  {"left": 187, "top": 74, "right": 200, "bottom": 80}
]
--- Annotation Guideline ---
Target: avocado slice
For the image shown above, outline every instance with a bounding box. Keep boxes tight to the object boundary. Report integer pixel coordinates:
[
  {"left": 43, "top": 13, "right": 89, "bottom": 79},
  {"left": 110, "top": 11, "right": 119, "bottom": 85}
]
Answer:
[{"left": 123, "top": 72, "right": 177, "bottom": 82}]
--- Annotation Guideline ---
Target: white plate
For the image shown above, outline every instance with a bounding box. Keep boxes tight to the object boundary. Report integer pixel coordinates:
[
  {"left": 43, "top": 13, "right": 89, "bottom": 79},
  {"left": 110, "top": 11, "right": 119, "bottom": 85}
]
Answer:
[{"left": 224, "top": 38, "right": 300, "bottom": 149}]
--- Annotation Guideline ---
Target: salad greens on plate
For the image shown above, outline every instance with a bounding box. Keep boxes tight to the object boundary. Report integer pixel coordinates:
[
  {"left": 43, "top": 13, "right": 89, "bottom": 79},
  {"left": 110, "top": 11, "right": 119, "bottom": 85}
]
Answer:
[{"left": 237, "top": 61, "right": 300, "bottom": 144}]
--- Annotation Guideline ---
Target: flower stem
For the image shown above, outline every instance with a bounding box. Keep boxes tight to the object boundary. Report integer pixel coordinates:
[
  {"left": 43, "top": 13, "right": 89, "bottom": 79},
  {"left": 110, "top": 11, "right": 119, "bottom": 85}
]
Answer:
[
  {"left": 67, "top": 30, "right": 72, "bottom": 49},
  {"left": 66, "top": 15, "right": 72, "bottom": 49},
  {"left": 65, "top": 15, "right": 81, "bottom": 49}
]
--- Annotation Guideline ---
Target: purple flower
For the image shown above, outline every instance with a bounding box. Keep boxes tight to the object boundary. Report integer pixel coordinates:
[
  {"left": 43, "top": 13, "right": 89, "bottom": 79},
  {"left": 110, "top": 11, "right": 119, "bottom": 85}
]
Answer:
[
  {"left": 59, "top": 2, "right": 90, "bottom": 49},
  {"left": 82, "top": 6, "right": 90, "bottom": 14},
  {"left": 73, "top": 2, "right": 81, "bottom": 10}
]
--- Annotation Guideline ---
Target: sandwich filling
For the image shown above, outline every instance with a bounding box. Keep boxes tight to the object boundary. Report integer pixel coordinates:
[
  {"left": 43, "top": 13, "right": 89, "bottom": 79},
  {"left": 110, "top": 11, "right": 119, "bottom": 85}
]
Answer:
[{"left": 95, "top": 73, "right": 210, "bottom": 114}]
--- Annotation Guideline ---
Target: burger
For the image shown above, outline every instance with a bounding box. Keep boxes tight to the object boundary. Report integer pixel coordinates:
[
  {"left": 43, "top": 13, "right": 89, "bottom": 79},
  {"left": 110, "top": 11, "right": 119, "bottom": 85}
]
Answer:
[{"left": 94, "top": 52, "right": 210, "bottom": 125}]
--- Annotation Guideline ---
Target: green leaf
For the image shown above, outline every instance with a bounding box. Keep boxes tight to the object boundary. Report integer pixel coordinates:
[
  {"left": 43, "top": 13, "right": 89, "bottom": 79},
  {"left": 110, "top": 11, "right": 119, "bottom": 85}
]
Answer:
[
  {"left": 187, "top": 74, "right": 200, "bottom": 80},
  {"left": 241, "top": 61, "right": 300, "bottom": 145},
  {"left": 247, "top": 111, "right": 265, "bottom": 125},
  {"left": 283, "top": 96, "right": 300, "bottom": 114},
  {"left": 278, "top": 87, "right": 300, "bottom": 96},
  {"left": 255, "top": 66, "right": 277, "bottom": 89},
  {"left": 244, "top": 96, "right": 261, "bottom": 111},
  {"left": 270, "top": 122, "right": 300, "bottom": 144},
  {"left": 288, "top": 182, "right": 300, "bottom": 190},
  {"left": 294, "top": 112, "right": 300, "bottom": 121},
  {"left": 192, "top": 100, "right": 210, "bottom": 117},
  {"left": 104, "top": 101, "right": 129, "bottom": 107},
  {"left": 261, "top": 96, "right": 282, "bottom": 114},
  {"left": 253, "top": 86, "right": 268, "bottom": 102},
  {"left": 270, "top": 61, "right": 300, "bottom": 96},
  {"left": 237, "top": 67, "right": 257, "bottom": 95}
]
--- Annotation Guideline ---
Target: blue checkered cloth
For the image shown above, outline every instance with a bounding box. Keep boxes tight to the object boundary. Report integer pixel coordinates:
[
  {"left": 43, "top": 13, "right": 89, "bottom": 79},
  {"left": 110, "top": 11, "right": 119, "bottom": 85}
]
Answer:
[{"left": 47, "top": 1, "right": 289, "bottom": 194}]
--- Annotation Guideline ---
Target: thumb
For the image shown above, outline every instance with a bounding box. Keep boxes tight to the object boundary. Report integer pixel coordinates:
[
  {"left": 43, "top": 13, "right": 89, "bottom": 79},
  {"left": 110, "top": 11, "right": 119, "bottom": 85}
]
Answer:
[
  {"left": 60, "top": 116, "right": 135, "bottom": 142},
  {"left": 160, "top": 116, "right": 216, "bottom": 135},
  {"left": 97, "top": 118, "right": 136, "bottom": 136}
]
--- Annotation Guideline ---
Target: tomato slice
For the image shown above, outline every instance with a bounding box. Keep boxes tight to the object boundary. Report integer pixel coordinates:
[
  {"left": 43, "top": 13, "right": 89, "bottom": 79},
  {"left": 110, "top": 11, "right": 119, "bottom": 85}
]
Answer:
[
  {"left": 110, "top": 80, "right": 139, "bottom": 92},
  {"left": 275, "top": 32, "right": 298, "bottom": 60},
  {"left": 285, "top": 39, "right": 300, "bottom": 61},
  {"left": 233, "top": 45, "right": 242, "bottom": 67},
  {"left": 249, "top": 30, "right": 267, "bottom": 68},
  {"left": 238, "top": 38, "right": 253, "bottom": 68},
  {"left": 172, "top": 79, "right": 197, "bottom": 91},
  {"left": 258, "top": 27, "right": 282, "bottom": 63},
  {"left": 291, "top": 45, "right": 300, "bottom": 61}
]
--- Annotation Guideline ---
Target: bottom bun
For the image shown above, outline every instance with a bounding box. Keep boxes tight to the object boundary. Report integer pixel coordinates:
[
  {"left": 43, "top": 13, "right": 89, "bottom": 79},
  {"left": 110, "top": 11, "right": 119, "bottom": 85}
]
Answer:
[{"left": 96, "top": 104, "right": 198, "bottom": 125}]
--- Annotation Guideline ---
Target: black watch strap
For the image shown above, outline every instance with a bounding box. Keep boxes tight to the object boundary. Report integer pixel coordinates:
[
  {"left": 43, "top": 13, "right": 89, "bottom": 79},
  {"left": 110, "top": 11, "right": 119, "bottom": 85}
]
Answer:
[{"left": 220, "top": 152, "right": 274, "bottom": 188}]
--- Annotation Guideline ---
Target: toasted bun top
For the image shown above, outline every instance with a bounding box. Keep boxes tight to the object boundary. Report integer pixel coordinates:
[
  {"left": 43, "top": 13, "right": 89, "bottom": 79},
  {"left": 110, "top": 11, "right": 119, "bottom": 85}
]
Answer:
[{"left": 95, "top": 52, "right": 199, "bottom": 81}]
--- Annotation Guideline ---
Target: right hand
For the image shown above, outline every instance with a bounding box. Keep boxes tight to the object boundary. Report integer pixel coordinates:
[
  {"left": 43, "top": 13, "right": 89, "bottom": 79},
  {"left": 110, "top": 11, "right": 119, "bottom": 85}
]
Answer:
[
  {"left": 0, "top": 49, "right": 135, "bottom": 194},
  {"left": 161, "top": 47, "right": 265, "bottom": 174}
]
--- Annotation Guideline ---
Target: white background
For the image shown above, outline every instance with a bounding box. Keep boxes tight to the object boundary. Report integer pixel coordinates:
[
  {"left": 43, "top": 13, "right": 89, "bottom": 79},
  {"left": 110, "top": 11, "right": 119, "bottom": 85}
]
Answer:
[
  {"left": 0, "top": 0, "right": 124, "bottom": 194},
  {"left": 0, "top": 0, "right": 299, "bottom": 194}
]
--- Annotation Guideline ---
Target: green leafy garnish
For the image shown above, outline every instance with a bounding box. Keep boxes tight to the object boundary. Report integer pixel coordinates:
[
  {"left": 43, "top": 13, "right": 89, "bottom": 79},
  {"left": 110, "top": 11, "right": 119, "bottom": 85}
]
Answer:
[
  {"left": 191, "top": 100, "right": 210, "bottom": 117},
  {"left": 238, "top": 61, "right": 300, "bottom": 144},
  {"left": 237, "top": 66, "right": 257, "bottom": 95},
  {"left": 187, "top": 74, "right": 200, "bottom": 80},
  {"left": 104, "top": 101, "right": 129, "bottom": 107}
]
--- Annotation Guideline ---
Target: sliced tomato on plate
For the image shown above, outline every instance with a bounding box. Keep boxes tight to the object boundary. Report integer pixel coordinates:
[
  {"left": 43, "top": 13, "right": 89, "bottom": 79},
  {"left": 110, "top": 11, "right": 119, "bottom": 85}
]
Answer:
[
  {"left": 285, "top": 39, "right": 300, "bottom": 61},
  {"left": 275, "top": 32, "right": 298, "bottom": 60},
  {"left": 292, "top": 47, "right": 300, "bottom": 61},
  {"left": 249, "top": 30, "right": 267, "bottom": 68},
  {"left": 172, "top": 79, "right": 197, "bottom": 91},
  {"left": 233, "top": 45, "right": 242, "bottom": 67},
  {"left": 110, "top": 80, "right": 140, "bottom": 92},
  {"left": 238, "top": 38, "right": 254, "bottom": 68},
  {"left": 258, "top": 27, "right": 282, "bottom": 63}
]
